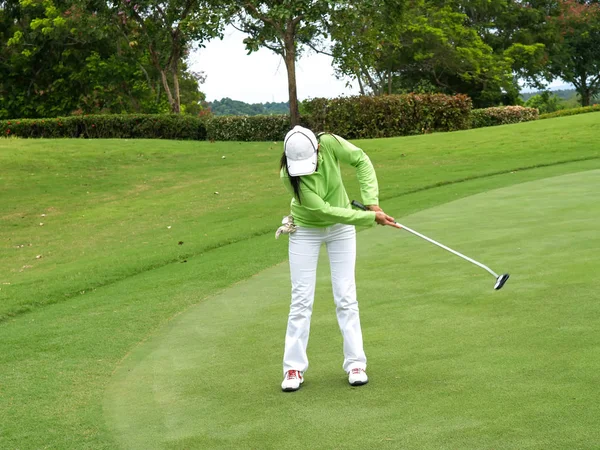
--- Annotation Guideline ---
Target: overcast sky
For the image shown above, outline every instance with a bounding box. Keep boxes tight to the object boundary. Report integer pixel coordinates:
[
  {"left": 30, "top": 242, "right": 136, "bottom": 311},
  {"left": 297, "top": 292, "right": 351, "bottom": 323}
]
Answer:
[
  {"left": 189, "top": 26, "right": 359, "bottom": 104},
  {"left": 190, "top": 25, "right": 571, "bottom": 104}
]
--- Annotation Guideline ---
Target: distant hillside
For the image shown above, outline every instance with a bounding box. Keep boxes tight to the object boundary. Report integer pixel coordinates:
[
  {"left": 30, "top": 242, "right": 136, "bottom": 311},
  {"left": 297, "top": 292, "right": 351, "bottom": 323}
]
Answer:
[
  {"left": 520, "top": 88, "right": 599, "bottom": 107},
  {"left": 521, "top": 89, "right": 576, "bottom": 101},
  {"left": 208, "top": 98, "right": 289, "bottom": 116},
  {"left": 209, "top": 91, "right": 596, "bottom": 115}
]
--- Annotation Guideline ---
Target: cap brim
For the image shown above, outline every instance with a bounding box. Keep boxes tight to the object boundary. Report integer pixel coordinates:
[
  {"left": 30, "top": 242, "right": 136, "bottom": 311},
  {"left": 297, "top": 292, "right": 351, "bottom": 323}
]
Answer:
[{"left": 287, "top": 153, "right": 317, "bottom": 176}]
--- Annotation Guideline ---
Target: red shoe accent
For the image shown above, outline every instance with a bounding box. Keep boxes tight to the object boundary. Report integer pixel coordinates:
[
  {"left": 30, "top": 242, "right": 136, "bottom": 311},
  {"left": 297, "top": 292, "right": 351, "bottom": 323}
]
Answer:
[{"left": 286, "top": 370, "right": 302, "bottom": 380}]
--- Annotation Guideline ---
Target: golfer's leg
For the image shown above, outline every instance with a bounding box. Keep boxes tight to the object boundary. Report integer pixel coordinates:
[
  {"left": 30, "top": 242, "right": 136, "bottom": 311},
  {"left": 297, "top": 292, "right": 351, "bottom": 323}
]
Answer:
[
  {"left": 326, "top": 224, "right": 367, "bottom": 373},
  {"left": 283, "top": 227, "right": 322, "bottom": 375}
]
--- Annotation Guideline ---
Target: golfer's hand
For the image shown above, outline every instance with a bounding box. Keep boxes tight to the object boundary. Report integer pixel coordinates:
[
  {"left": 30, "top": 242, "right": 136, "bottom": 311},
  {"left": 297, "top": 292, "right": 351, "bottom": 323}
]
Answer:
[
  {"left": 375, "top": 211, "right": 399, "bottom": 227},
  {"left": 367, "top": 205, "right": 383, "bottom": 212}
]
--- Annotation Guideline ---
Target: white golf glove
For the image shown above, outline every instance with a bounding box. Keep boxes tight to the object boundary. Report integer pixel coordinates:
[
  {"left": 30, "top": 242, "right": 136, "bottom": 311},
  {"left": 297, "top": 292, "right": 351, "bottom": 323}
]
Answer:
[{"left": 275, "top": 215, "right": 297, "bottom": 239}]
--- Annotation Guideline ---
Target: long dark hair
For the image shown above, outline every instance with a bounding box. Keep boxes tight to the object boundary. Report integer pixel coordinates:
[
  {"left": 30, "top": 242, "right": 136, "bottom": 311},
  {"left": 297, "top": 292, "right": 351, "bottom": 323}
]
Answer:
[{"left": 280, "top": 153, "right": 303, "bottom": 204}]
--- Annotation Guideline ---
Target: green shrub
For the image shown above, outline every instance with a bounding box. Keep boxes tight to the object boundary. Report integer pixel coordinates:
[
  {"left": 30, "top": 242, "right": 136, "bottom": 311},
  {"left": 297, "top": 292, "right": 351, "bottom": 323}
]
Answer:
[
  {"left": 204, "top": 114, "right": 292, "bottom": 141},
  {"left": 0, "top": 114, "right": 207, "bottom": 140},
  {"left": 524, "top": 92, "right": 564, "bottom": 114},
  {"left": 471, "top": 106, "right": 539, "bottom": 128},
  {"left": 302, "top": 94, "right": 473, "bottom": 139},
  {"left": 538, "top": 105, "right": 600, "bottom": 120}
]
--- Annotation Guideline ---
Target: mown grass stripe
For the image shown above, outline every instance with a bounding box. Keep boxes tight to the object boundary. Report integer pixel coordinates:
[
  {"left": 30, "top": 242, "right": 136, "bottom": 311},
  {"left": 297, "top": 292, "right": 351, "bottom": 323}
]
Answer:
[{"left": 3, "top": 156, "right": 598, "bottom": 324}]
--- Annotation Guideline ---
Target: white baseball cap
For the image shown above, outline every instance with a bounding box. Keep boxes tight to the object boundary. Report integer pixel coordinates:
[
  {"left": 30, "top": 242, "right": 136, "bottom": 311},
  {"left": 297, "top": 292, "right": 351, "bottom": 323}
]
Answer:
[{"left": 284, "top": 126, "right": 319, "bottom": 176}]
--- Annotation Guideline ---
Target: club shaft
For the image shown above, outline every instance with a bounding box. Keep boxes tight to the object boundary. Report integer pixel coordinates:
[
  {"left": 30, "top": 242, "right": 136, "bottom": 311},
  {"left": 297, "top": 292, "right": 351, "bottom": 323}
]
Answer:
[
  {"left": 396, "top": 223, "right": 499, "bottom": 278},
  {"left": 350, "top": 200, "right": 500, "bottom": 279}
]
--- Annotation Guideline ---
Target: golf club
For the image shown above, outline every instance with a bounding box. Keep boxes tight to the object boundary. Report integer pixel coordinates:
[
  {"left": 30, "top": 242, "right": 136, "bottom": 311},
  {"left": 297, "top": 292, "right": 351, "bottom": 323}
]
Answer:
[{"left": 351, "top": 200, "right": 510, "bottom": 290}]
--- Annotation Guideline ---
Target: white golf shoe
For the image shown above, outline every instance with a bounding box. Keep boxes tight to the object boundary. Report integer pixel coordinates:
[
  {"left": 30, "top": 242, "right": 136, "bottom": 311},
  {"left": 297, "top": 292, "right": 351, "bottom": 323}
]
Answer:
[
  {"left": 281, "top": 370, "right": 304, "bottom": 392},
  {"left": 348, "top": 368, "right": 368, "bottom": 386}
]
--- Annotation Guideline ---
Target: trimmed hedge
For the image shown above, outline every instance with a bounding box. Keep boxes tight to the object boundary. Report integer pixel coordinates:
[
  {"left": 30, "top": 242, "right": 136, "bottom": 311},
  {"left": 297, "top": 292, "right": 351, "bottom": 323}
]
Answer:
[
  {"left": 0, "top": 113, "right": 295, "bottom": 142},
  {"left": 10, "top": 96, "right": 582, "bottom": 142},
  {"left": 302, "top": 94, "right": 473, "bottom": 139},
  {"left": 205, "top": 114, "right": 292, "bottom": 142},
  {"left": 0, "top": 114, "right": 207, "bottom": 140},
  {"left": 539, "top": 105, "right": 600, "bottom": 120},
  {"left": 471, "top": 106, "right": 539, "bottom": 128}
]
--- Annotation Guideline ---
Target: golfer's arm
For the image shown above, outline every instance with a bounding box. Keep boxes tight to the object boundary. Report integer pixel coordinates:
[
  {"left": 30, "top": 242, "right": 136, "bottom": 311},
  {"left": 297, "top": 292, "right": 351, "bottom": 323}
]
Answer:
[
  {"left": 354, "top": 154, "right": 379, "bottom": 206},
  {"left": 299, "top": 189, "right": 376, "bottom": 226},
  {"left": 331, "top": 136, "right": 379, "bottom": 205}
]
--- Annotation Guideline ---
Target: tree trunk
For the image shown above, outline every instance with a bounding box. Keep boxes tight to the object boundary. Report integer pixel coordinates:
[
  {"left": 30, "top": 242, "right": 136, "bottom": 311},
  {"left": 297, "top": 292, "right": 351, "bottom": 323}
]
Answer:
[
  {"left": 148, "top": 44, "right": 175, "bottom": 111},
  {"left": 284, "top": 23, "right": 300, "bottom": 127},
  {"left": 159, "top": 69, "right": 175, "bottom": 110},
  {"left": 355, "top": 71, "right": 365, "bottom": 96},
  {"left": 172, "top": 60, "right": 181, "bottom": 113},
  {"left": 361, "top": 67, "right": 379, "bottom": 95},
  {"left": 577, "top": 76, "right": 591, "bottom": 107},
  {"left": 376, "top": 71, "right": 385, "bottom": 95},
  {"left": 387, "top": 69, "right": 393, "bottom": 95},
  {"left": 582, "top": 90, "right": 591, "bottom": 107}
]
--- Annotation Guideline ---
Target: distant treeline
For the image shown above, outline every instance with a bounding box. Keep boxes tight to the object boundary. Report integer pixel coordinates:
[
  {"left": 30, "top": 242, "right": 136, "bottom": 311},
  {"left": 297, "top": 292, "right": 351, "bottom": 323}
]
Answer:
[
  {"left": 521, "top": 88, "right": 598, "bottom": 102},
  {"left": 208, "top": 98, "right": 289, "bottom": 116},
  {"left": 212, "top": 91, "right": 598, "bottom": 117},
  {"left": 521, "top": 89, "right": 578, "bottom": 102}
]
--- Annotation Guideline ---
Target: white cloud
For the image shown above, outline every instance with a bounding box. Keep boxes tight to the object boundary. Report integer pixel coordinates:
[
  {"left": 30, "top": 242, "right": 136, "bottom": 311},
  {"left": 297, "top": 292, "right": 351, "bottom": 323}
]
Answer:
[{"left": 189, "top": 26, "right": 360, "bottom": 104}]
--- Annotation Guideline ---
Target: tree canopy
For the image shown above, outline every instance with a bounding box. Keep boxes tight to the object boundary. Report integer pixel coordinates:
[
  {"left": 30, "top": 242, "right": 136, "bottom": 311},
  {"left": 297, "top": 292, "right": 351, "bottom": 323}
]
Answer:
[
  {"left": 0, "top": 0, "right": 213, "bottom": 118},
  {"left": 2, "top": 0, "right": 599, "bottom": 119},
  {"left": 547, "top": 0, "right": 600, "bottom": 106}
]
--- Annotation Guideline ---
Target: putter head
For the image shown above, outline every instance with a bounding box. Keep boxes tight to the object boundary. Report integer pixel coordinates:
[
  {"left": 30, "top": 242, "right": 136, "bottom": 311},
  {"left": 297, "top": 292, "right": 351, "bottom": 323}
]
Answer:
[{"left": 494, "top": 274, "right": 510, "bottom": 290}]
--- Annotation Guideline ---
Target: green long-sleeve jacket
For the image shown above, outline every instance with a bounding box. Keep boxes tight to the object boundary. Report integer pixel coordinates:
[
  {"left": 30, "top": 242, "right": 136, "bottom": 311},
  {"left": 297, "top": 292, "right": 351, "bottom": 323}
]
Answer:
[{"left": 281, "top": 133, "right": 379, "bottom": 228}]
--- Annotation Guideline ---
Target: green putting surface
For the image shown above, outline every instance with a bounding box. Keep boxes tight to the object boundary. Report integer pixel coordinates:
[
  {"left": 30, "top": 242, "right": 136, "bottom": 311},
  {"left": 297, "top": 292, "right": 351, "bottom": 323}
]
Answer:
[{"left": 104, "top": 170, "right": 600, "bottom": 449}]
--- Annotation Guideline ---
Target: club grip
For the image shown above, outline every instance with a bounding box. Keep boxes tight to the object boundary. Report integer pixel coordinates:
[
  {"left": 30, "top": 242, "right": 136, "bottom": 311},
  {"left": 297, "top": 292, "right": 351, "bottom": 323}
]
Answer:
[{"left": 351, "top": 200, "right": 368, "bottom": 211}]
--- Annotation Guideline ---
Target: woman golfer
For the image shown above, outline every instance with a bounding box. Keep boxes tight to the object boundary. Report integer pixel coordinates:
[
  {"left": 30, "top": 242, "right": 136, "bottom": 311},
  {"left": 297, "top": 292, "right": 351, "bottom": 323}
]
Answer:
[{"left": 278, "top": 125, "right": 398, "bottom": 392}]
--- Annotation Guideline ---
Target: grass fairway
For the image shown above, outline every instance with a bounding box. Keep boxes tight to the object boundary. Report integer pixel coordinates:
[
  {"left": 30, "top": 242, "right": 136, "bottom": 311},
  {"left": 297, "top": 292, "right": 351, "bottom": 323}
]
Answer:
[
  {"left": 106, "top": 170, "right": 600, "bottom": 449},
  {"left": 1, "top": 114, "right": 600, "bottom": 449}
]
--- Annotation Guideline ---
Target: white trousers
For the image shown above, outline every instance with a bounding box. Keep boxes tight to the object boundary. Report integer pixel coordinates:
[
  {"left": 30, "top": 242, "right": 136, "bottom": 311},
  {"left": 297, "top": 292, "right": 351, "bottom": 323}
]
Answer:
[{"left": 283, "top": 223, "right": 367, "bottom": 375}]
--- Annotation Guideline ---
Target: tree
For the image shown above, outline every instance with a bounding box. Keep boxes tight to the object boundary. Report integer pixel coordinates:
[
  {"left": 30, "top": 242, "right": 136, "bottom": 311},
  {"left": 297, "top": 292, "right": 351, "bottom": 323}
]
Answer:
[
  {"left": 328, "top": 0, "right": 518, "bottom": 106},
  {"left": 394, "top": 1, "right": 518, "bottom": 106},
  {"left": 113, "top": 0, "right": 226, "bottom": 113},
  {"left": 232, "top": 1, "right": 330, "bottom": 126},
  {"left": 524, "top": 90, "right": 565, "bottom": 113},
  {"left": 178, "top": 68, "right": 208, "bottom": 115},
  {"left": 449, "top": 0, "right": 556, "bottom": 88},
  {"left": 1, "top": 0, "right": 152, "bottom": 118},
  {"left": 0, "top": 0, "right": 21, "bottom": 118},
  {"left": 547, "top": 0, "right": 600, "bottom": 106},
  {"left": 1, "top": 0, "right": 210, "bottom": 118},
  {"left": 328, "top": 0, "right": 406, "bottom": 96}
]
